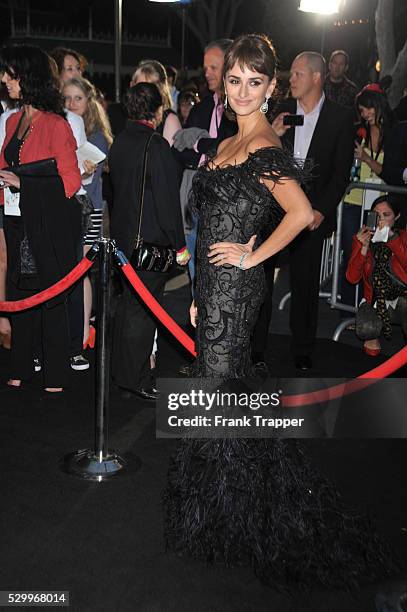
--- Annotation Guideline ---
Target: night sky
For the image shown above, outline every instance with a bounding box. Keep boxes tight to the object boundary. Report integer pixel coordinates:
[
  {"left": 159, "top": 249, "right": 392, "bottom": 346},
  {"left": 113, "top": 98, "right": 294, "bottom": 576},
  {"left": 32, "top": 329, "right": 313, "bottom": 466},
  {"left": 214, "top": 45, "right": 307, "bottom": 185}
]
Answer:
[{"left": 0, "top": 0, "right": 406, "bottom": 78}]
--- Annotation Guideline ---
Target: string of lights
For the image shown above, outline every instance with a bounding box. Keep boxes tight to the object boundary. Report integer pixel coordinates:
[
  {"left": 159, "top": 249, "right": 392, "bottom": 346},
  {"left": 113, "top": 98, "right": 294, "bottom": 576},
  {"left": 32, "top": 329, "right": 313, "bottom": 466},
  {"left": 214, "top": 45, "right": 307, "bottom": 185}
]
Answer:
[{"left": 333, "top": 18, "right": 369, "bottom": 26}]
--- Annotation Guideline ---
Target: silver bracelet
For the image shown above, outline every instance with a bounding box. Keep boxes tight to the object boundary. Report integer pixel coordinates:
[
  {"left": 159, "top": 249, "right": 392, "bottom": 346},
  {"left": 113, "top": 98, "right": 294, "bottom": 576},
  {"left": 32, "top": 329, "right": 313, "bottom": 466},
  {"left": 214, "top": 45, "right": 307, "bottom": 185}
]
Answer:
[{"left": 238, "top": 252, "right": 249, "bottom": 270}]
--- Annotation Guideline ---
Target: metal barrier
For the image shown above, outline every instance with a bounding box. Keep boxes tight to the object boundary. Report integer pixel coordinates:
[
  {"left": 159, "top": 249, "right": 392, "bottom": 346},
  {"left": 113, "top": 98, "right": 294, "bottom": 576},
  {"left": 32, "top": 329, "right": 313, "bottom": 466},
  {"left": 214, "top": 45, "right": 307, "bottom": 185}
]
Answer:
[
  {"left": 320, "top": 233, "right": 335, "bottom": 286},
  {"left": 331, "top": 181, "right": 407, "bottom": 341}
]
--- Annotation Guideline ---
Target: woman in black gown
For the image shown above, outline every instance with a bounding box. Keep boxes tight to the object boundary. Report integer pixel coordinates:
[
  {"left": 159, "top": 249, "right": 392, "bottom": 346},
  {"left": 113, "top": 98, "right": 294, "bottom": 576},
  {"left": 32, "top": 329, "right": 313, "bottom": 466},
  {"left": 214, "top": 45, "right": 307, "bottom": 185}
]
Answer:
[{"left": 164, "top": 34, "right": 394, "bottom": 588}]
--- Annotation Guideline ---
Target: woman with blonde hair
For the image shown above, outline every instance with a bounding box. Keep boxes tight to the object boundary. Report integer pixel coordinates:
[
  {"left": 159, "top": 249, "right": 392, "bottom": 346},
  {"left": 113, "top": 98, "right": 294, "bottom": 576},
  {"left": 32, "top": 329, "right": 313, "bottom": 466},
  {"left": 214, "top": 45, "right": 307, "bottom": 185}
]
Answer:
[
  {"left": 131, "top": 59, "right": 181, "bottom": 145},
  {"left": 63, "top": 75, "right": 113, "bottom": 347}
]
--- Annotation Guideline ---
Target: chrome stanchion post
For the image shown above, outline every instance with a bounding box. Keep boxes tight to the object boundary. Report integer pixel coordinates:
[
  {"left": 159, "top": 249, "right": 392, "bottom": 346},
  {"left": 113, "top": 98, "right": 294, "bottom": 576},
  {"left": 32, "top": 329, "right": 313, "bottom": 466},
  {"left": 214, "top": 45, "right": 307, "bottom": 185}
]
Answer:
[
  {"left": 95, "top": 238, "right": 112, "bottom": 462},
  {"left": 62, "top": 238, "right": 129, "bottom": 481}
]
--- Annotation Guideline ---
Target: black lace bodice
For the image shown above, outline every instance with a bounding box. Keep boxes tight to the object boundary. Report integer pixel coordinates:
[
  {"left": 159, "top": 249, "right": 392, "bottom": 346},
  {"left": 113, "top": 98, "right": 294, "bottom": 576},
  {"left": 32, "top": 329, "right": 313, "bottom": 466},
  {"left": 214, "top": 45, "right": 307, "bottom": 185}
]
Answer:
[{"left": 190, "top": 146, "right": 304, "bottom": 378}]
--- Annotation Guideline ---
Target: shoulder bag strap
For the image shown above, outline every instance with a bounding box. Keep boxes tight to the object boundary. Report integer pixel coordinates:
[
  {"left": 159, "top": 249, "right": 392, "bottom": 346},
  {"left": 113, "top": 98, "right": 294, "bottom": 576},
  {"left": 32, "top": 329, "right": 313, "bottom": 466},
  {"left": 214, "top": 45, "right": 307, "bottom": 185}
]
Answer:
[{"left": 135, "top": 131, "right": 156, "bottom": 248}]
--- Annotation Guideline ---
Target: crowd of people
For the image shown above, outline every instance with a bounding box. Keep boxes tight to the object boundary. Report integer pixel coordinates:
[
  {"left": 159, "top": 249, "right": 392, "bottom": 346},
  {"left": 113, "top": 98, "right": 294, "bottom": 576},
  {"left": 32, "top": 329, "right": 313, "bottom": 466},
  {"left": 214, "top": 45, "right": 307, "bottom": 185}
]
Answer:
[
  {"left": 0, "top": 40, "right": 406, "bottom": 393},
  {"left": 0, "top": 32, "right": 407, "bottom": 597}
]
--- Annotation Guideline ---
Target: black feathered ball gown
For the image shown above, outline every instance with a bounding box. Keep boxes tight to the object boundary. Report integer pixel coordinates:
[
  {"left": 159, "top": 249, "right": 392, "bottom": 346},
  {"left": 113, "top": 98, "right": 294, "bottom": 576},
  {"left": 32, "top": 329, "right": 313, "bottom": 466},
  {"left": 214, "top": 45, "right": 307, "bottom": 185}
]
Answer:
[{"left": 163, "top": 147, "right": 395, "bottom": 589}]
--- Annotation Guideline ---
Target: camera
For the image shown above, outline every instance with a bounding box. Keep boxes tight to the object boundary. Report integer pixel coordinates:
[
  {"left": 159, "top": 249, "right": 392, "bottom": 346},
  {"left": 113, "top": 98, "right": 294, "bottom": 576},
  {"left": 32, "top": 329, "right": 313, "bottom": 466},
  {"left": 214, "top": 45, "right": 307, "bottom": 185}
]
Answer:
[
  {"left": 283, "top": 114, "right": 304, "bottom": 127},
  {"left": 365, "top": 211, "right": 378, "bottom": 232}
]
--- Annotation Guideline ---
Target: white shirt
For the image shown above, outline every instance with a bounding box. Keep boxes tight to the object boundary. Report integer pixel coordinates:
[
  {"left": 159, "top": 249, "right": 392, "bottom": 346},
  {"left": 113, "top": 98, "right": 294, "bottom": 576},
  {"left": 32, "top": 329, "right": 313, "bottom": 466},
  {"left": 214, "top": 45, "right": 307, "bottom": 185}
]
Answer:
[
  {"left": 65, "top": 109, "right": 87, "bottom": 195},
  {"left": 293, "top": 93, "right": 325, "bottom": 163},
  {"left": 0, "top": 107, "right": 18, "bottom": 150}
]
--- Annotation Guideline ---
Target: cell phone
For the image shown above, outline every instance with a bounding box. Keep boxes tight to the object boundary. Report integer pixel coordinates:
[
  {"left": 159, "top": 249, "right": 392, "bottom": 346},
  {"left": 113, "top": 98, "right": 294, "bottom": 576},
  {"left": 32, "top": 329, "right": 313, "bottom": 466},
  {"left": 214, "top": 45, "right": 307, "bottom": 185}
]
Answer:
[
  {"left": 283, "top": 114, "right": 304, "bottom": 127},
  {"left": 366, "top": 211, "right": 378, "bottom": 232}
]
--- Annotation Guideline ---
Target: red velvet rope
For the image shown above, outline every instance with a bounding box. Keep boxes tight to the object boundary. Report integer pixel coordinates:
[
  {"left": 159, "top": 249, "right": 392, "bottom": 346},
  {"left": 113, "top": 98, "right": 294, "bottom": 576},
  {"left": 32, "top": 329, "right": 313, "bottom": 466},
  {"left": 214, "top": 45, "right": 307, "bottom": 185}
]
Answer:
[
  {"left": 0, "top": 256, "right": 94, "bottom": 312},
  {"left": 119, "top": 259, "right": 407, "bottom": 389},
  {"left": 4, "top": 239, "right": 400, "bottom": 406},
  {"left": 282, "top": 345, "right": 407, "bottom": 407},
  {"left": 120, "top": 262, "right": 197, "bottom": 357}
]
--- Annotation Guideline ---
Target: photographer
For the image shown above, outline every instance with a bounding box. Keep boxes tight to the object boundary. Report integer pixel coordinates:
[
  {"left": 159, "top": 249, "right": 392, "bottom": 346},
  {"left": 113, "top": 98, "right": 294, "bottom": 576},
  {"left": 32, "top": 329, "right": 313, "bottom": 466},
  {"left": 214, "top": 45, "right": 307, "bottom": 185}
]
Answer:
[{"left": 346, "top": 195, "right": 407, "bottom": 356}]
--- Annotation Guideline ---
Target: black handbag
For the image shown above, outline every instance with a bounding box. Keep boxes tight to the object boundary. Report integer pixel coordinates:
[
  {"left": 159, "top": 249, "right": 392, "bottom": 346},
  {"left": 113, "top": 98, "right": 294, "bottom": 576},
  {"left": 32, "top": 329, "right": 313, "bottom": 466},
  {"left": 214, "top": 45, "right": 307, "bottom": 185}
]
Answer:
[
  {"left": 130, "top": 133, "right": 176, "bottom": 273},
  {"left": 3, "top": 157, "right": 58, "bottom": 177},
  {"left": 355, "top": 301, "right": 383, "bottom": 340}
]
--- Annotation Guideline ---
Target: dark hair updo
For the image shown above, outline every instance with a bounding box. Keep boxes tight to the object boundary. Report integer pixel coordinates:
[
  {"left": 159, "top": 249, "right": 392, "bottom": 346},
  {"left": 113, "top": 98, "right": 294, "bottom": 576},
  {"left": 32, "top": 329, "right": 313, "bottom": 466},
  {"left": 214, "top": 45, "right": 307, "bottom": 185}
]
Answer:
[
  {"left": 223, "top": 34, "right": 277, "bottom": 82},
  {"left": 124, "top": 82, "right": 163, "bottom": 121}
]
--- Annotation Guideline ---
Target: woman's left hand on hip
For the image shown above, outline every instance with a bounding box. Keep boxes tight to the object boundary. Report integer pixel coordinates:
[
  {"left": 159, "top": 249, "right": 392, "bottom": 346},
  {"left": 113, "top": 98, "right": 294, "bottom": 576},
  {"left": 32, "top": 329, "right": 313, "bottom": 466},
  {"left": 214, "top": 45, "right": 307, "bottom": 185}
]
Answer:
[{"left": 208, "top": 235, "right": 256, "bottom": 268}]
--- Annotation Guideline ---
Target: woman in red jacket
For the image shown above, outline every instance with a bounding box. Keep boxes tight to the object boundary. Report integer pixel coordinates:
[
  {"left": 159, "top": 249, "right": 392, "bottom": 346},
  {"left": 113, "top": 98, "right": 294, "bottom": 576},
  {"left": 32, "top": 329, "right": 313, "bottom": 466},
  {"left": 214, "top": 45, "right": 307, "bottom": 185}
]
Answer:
[
  {"left": 346, "top": 195, "right": 407, "bottom": 355},
  {"left": 0, "top": 44, "right": 81, "bottom": 392}
]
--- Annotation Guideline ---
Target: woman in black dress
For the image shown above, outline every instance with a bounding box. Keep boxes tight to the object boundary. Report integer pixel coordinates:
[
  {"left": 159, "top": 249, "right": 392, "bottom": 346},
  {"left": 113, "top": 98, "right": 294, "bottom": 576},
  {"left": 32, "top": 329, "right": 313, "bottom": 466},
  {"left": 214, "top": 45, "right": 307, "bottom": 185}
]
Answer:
[{"left": 164, "top": 34, "right": 394, "bottom": 588}]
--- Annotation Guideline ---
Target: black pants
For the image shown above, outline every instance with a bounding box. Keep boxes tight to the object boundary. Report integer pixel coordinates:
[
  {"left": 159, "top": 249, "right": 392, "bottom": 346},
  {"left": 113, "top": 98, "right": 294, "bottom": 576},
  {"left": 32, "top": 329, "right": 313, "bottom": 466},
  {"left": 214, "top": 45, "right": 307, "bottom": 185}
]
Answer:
[
  {"left": 68, "top": 277, "right": 84, "bottom": 357},
  {"left": 8, "top": 280, "right": 70, "bottom": 387},
  {"left": 68, "top": 234, "right": 84, "bottom": 358},
  {"left": 112, "top": 270, "right": 168, "bottom": 391},
  {"left": 289, "top": 226, "right": 325, "bottom": 356},
  {"left": 252, "top": 228, "right": 325, "bottom": 360},
  {"left": 251, "top": 255, "right": 277, "bottom": 361}
]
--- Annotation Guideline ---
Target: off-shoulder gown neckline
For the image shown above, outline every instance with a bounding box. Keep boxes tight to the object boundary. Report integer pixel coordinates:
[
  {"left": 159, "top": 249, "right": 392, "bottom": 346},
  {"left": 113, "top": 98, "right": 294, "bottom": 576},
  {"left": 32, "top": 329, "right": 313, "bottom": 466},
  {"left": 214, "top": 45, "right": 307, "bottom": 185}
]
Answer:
[{"left": 208, "top": 144, "right": 282, "bottom": 172}]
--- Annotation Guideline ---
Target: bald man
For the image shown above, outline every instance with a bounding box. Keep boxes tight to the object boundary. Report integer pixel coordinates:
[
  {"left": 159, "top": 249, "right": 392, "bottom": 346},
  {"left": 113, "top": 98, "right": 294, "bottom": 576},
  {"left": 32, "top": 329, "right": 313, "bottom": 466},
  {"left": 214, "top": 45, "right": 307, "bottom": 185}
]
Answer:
[{"left": 252, "top": 52, "right": 354, "bottom": 371}]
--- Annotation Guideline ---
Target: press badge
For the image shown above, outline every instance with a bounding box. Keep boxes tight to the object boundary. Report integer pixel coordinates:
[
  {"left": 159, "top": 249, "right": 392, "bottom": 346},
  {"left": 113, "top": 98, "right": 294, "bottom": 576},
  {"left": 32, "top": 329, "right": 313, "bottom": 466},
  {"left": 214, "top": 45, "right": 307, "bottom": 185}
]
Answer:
[{"left": 3, "top": 187, "right": 21, "bottom": 216}]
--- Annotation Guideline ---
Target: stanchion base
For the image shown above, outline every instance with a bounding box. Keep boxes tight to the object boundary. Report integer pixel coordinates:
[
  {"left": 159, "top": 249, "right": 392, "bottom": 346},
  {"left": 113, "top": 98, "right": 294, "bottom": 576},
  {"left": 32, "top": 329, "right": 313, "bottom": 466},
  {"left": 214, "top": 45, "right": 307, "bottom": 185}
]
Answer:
[{"left": 61, "top": 449, "right": 138, "bottom": 481}]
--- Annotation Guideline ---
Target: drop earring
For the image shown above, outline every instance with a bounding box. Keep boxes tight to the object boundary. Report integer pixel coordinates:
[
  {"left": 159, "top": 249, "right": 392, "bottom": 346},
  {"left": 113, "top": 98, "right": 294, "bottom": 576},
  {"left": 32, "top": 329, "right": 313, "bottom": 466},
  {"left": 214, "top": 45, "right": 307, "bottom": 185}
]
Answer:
[
  {"left": 224, "top": 93, "right": 228, "bottom": 110},
  {"left": 260, "top": 96, "right": 270, "bottom": 114}
]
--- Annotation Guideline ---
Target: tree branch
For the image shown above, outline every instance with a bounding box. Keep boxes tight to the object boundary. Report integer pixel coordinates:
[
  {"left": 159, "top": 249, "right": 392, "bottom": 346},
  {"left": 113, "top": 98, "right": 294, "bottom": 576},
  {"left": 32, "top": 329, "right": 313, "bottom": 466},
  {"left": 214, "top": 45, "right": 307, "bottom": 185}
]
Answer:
[
  {"left": 218, "top": 0, "right": 229, "bottom": 30},
  {"left": 225, "top": 0, "right": 243, "bottom": 37},
  {"left": 208, "top": 0, "right": 218, "bottom": 40},
  {"left": 198, "top": 0, "right": 211, "bottom": 20},
  {"left": 375, "top": 0, "right": 396, "bottom": 74},
  {"left": 171, "top": 4, "right": 207, "bottom": 49}
]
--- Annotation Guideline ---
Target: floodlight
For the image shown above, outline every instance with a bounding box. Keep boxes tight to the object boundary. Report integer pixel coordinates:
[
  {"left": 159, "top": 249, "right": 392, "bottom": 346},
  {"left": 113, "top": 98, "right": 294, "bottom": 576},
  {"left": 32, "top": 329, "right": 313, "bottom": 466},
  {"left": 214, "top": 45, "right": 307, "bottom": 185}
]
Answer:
[{"left": 298, "top": 0, "right": 341, "bottom": 15}]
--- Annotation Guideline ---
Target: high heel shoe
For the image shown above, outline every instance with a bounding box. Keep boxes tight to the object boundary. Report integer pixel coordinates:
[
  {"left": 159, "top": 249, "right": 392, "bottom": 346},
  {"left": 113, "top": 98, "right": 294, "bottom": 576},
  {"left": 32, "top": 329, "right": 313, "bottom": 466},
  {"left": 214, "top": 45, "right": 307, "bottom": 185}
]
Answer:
[
  {"left": 83, "top": 324, "right": 96, "bottom": 350},
  {"left": 364, "top": 346, "right": 381, "bottom": 357},
  {"left": 0, "top": 331, "right": 11, "bottom": 350}
]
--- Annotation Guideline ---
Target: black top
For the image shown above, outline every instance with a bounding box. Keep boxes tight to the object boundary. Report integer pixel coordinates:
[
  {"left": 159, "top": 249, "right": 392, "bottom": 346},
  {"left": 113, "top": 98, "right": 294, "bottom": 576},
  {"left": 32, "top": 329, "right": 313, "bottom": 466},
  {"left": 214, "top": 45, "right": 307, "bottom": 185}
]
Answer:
[
  {"left": 4, "top": 132, "right": 22, "bottom": 167},
  {"left": 4, "top": 113, "right": 29, "bottom": 167},
  {"left": 109, "top": 122, "right": 186, "bottom": 259}
]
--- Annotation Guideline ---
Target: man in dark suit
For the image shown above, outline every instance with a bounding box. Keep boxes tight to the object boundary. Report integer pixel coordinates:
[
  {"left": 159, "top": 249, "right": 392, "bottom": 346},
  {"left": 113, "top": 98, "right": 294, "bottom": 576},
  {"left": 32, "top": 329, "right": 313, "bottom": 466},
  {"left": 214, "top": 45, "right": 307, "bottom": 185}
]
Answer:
[
  {"left": 173, "top": 38, "right": 237, "bottom": 168},
  {"left": 253, "top": 52, "right": 354, "bottom": 371}
]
